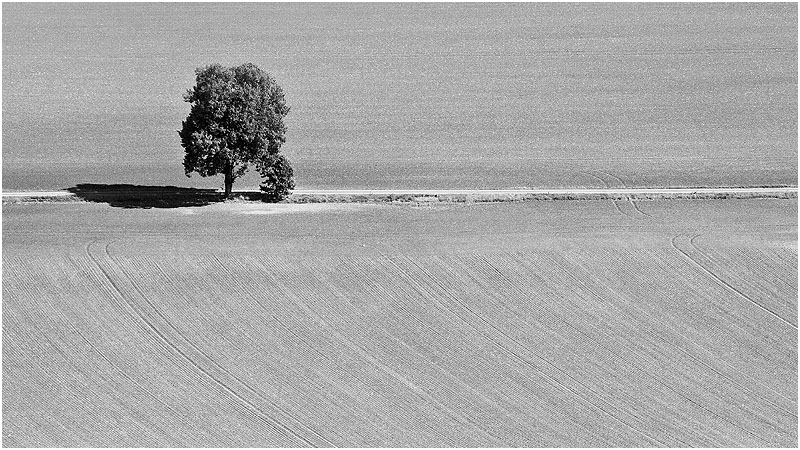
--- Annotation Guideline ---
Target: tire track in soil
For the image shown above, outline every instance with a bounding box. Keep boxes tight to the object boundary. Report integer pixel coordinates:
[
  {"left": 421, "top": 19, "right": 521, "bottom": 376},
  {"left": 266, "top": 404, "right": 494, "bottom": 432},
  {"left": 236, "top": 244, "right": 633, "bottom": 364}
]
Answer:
[
  {"left": 395, "top": 255, "right": 668, "bottom": 447},
  {"left": 24, "top": 271, "right": 206, "bottom": 446},
  {"left": 84, "top": 240, "right": 333, "bottom": 448},
  {"left": 670, "top": 235, "right": 797, "bottom": 330},
  {"left": 17, "top": 252, "right": 205, "bottom": 443},
  {"left": 374, "top": 260, "right": 603, "bottom": 445},
  {"left": 580, "top": 171, "right": 636, "bottom": 218},
  {"left": 269, "top": 309, "right": 512, "bottom": 446},
  {"left": 355, "top": 255, "right": 564, "bottom": 446},
  {"left": 363, "top": 255, "right": 574, "bottom": 446},
  {"left": 628, "top": 198, "right": 653, "bottom": 218},
  {"left": 533, "top": 252, "right": 778, "bottom": 445},
  {"left": 580, "top": 171, "right": 632, "bottom": 218},
  {"left": 314, "top": 252, "right": 604, "bottom": 446},
  {"left": 583, "top": 170, "right": 653, "bottom": 219},
  {"left": 226, "top": 253, "right": 502, "bottom": 447},
  {"left": 701, "top": 247, "right": 798, "bottom": 326},
  {"left": 558, "top": 250, "right": 797, "bottom": 418},
  {"left": 262, "top": 256, "right": 504, "bottom": 447},
  {"left": 381, "top": 255, "right": 610, "bottom": 442},
  {"left": 451, "top": 252, "right": 731, "bottom": 446},
  {"left": 205, "top": 254, "right": 486, "bottom": 447},
  {"left": 71, "top": 328, "right": 202, "bottom": 439},
  {"left": 594, "top": 170, "right": 654, "bottom": 219},
  {"left": 482, "top": 253, "right": 762, "bottom": 437},
  {"left": 3, "top": 297, "right": 149, "bottom": 447}
]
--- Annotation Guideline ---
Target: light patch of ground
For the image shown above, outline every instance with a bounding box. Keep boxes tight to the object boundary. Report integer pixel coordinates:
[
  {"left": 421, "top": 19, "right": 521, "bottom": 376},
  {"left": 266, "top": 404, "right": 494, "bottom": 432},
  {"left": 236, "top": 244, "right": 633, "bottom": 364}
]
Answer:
[{"left": 180, "top": 201, "right": 379, "bottom": 215}]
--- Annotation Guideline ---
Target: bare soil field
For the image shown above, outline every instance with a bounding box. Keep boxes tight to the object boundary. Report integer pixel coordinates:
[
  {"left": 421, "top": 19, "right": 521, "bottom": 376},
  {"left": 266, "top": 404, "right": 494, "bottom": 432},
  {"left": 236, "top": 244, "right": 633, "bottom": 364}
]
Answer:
[
  {"left": 3, "top": 198, "right": 797, "bottom": 447},
  {"left": 3, "top": 3, "right": 797, "bottom": 190}
]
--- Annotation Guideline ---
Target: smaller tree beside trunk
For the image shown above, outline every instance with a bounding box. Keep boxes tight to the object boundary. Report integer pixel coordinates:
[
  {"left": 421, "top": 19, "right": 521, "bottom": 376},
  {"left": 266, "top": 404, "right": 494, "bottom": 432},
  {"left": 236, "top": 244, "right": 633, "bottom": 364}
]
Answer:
[{"left": 179, "top": 63, "right": 293, "bottom": 200}]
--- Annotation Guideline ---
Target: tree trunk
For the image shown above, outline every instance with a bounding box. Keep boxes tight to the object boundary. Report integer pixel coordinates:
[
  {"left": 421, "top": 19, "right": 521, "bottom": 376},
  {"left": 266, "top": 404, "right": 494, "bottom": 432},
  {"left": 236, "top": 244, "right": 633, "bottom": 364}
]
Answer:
[{"left": 224, "top": 164, "right": 234, "bottom": 198}]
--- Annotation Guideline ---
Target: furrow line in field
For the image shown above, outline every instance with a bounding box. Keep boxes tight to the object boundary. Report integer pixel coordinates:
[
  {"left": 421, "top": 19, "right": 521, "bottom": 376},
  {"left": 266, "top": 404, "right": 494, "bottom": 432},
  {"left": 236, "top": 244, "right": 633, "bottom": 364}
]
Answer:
[
  {"left": 154, "top": 254, "right": 337, "bottom": 448},
  {"left": 672, "top": 234, "right": 797, "bottom": 330},
  {"left": 462, "top": 254, "right": 658, "bottom": 396},
  {"left": 706, "top": 247, "right": 798, "bottom": 323},
  {"left": 35, "top": 255, "right": 206, "bottom": 445},
  {"left": 3, "top": 296, "right": 84, "bottom": 447},
  {"left": 483, "top": 253, "right": 706, "bottom": 394},
  {"left": 85, "top": 242, "right": 327, "bottom": 448},
  {"left": 437, "top": 252, "right": 667, "bottom": 445},
  {"left": 70, "top": 328, "right": 199, "bottom": 440},
  {"left": 583, "top": 170, "right": 651, "bottom": 219},
  {"left": 334, "top": 257, "right": 510, "bottom": 427},
  {"left": 357, "top": 255, "right": 563, "bottom": 446},
  {"left": 640, "top": 249, "right": 799, "bottom": 434},
  {"left": 456, "top": 252, "right": 638, "bottom": 373},
  {"left": 81, "top": 241, "right": 185, "bottom": 354},
  {"left": 62, "top": 254, "right": 218, "bottom": 443},
  {"left": 378, "top": 254, "right": 602, "bottom": 445},
  {"left": 519, "top": 250, "right": 792, "bottom": 444},
  {"left": 79, "top": 249, "right": 274, "bottom": 444},
  {"left": 340, "top": 253, "right": 587, "bottom": 445},
  {"left": 400, "top": 255, "right": 667, "bottom": 447},
  {"left": 266, "top": 313, "right": 412, "bottom": 444},
  {"left": 466, "top": 252, "right": 720, "bottom": 445},
  {"left": 739, "top": 248, "right": 797, "bottom": 301},
  {"left": 159, "top": 254, "right": 362, "bottom": 446},
  {"left": 558, "top": 249, "right": 797, "bottom": 419},
  {"left": 594, "top": 170, "right": 626, "bottom": 187},
  {"left": 255, "top": 255, "right": 445, "bottom": 446},
  {"left": 300, "top": 258, "right": 503, "bottom": 446},
  {"left": 254, "top": 258, "right": 469, "bottom": 446},
  {"left": 778, "top": 248, "right": 799, "bottom": 271},
  {"left": 543, "top": 253, "right": 772, "bottom": 442},
  {"left": 749, "top": 247, "right": 798, "bottom": 276},
  {"left": 53, "top": 335, "right": 179, "bottom": 446},
  {"left": 657, "top": 243, "right": 796, "bottom": 351},
  {"left": 4, "top": 256, "right": 175, "bottom": 445},
  {"left": 208, "top": 254, "right": 431, "bottom": 447},
  {"left": 368, "top": 255, "right": 567, "bottom": 445},
  {"left": 12, "top": 303, "right": 145, "bottom": 446},
  {"left": 611, "top": 247, "right": 796, "bottom": 405}
]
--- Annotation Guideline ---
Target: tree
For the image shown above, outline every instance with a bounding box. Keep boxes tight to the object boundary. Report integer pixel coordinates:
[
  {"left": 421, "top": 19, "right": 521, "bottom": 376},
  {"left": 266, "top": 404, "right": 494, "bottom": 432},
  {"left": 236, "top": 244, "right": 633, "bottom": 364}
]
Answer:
[
  {"left": 179, "top": 63, "right": 293, "bottom": 200},
  {"left": 258, "top": 153, "right": 295, "bottom": 202}
]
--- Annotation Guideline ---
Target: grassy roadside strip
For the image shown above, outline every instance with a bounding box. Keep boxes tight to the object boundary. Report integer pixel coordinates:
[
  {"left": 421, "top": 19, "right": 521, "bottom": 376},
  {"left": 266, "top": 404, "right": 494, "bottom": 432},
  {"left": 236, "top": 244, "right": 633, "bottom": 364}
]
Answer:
[
  {"left": 288, "top": 191, "right": 798, "bottom": 204},
  {"left": 2, "top": 189, "right": 797, "bottom": 206}
]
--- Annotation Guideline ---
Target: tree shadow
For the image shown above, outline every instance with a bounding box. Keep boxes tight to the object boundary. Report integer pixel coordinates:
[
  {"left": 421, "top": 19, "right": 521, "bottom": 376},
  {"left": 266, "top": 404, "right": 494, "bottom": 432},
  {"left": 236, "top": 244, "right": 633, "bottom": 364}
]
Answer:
[{"left": 66, "top": 183, "right": 226, "bottom": 209}]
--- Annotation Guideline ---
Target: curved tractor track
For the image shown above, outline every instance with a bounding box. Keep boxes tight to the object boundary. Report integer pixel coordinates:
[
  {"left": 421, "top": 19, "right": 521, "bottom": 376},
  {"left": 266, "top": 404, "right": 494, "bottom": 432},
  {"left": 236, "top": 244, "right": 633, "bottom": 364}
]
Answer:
[
  {"left": 84, "top": 240, "right": 334, "bottom": 448},
  {"left": 671, "top": 234, "right": 797, "bottom": 330},
  {"left": 580, "top": 170, "right": 653, "bottom": 219}
]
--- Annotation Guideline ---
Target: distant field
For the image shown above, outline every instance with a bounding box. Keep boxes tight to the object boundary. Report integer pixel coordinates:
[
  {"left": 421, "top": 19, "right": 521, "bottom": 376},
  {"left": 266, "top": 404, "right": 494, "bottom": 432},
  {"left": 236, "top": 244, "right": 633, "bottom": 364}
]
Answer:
[
  {"left": 3, "top": 199, "right": 797, "bottom": 446},
  {"left": 2, "top": 3, "right": 797, "bottom": 190}
]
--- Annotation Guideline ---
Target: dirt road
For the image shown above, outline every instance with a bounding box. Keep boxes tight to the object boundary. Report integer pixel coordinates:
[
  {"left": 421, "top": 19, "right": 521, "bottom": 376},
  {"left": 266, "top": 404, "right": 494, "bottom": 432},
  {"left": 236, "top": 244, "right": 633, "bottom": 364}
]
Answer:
[{"left": 2, "top": 187, "right": 797, "bottom": 200}]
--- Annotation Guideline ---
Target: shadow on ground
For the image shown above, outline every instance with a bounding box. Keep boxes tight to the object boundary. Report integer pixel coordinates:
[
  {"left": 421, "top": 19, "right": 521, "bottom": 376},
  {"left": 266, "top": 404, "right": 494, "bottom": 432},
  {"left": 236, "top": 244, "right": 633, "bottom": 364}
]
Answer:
[{"left": 66, "top": 184, "right": 270, "bottom": 209}]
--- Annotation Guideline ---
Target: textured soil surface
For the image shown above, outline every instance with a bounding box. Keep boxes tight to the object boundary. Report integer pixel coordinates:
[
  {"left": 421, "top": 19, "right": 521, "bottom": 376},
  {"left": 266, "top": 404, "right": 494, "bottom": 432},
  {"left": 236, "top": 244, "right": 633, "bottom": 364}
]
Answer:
[
  {"left": 3, "top": 3, "right": 797, "bottom": 191},
  {"left": 3, "top": 199, "right": 797, "bottom": 447}
]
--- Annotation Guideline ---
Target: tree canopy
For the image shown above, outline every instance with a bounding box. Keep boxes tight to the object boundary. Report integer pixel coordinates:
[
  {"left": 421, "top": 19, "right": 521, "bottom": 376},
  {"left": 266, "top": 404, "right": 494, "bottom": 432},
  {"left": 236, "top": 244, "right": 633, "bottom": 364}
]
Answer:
[{"left": 179, "top": 63, "right": 294, "bottom": 200}]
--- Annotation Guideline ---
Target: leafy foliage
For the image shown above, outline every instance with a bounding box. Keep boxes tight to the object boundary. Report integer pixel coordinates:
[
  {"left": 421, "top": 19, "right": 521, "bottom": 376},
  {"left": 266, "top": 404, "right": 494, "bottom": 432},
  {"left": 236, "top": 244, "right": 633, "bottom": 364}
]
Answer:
[
  {"left": 179, "top": 63, "right": 293, "bottom": 200},
  {"left": 258, "top": 154, "right": 295, "bottom": 202}
]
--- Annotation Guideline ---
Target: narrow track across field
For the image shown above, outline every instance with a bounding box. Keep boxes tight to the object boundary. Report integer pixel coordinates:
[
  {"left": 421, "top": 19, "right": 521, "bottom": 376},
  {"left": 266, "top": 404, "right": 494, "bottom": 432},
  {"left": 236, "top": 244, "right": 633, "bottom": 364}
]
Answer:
[{"left": 2, "top": 187, "right": 797, "bottom": 201}]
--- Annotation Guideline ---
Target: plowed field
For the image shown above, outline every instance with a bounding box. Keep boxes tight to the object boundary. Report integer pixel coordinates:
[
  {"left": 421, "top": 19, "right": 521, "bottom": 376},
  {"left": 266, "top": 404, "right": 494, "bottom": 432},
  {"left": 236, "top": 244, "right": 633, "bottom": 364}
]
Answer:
[
  {"left": 3, "top": 3, "right": 797, "bottom": 190},
  {"left": 3, "top": 199, "right": 797, "bottom": 447}
]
